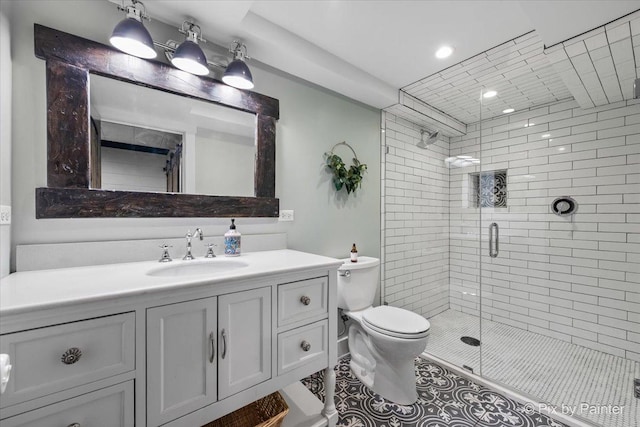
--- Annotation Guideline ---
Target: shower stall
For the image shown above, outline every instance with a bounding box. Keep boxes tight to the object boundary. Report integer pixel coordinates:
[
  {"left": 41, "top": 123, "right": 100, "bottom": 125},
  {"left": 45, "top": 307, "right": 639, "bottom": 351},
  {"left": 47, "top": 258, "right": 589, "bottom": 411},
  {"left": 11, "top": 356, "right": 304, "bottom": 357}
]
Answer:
[{"left": 381, "top": 78, "right": 639, "bottom": 426}]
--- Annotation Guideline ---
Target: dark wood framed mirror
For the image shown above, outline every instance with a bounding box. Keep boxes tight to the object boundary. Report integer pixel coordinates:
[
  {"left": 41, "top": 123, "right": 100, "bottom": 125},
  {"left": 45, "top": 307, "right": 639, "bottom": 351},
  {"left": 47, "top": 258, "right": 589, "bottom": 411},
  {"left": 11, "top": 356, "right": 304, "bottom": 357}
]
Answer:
[{"left": 34, "top": 24, "right": 279, "bottom": 218}]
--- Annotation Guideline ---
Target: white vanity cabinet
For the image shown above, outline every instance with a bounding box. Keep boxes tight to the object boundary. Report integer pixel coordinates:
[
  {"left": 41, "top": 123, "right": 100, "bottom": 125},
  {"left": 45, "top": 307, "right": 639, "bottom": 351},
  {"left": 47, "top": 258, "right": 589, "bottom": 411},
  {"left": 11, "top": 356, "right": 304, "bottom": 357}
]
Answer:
[
  {"left": 217, "top": 287, "right": 271, "bottom": 399},
  {"left": 146, "top": 287, "right": 272, "bottom": 426},
  {"left": 146, "top": 297, "right": 218, "bottom": 426},
  {"left": 0, "top": 249, "right": 342, "bottom": 427}
]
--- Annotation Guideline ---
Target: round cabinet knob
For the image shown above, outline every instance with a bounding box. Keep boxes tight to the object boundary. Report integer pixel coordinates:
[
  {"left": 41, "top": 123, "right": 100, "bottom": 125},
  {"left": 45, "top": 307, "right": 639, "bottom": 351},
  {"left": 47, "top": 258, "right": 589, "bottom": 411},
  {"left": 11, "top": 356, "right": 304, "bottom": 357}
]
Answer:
[
  {"left": 300, "top": 296, "right": 311, "bottom": 306},
  {"left": 301, "top": 340, "right": 311, "bottom": 352},
  {"left": 61, "top": 347, "right": 82, "bottom": 365}
]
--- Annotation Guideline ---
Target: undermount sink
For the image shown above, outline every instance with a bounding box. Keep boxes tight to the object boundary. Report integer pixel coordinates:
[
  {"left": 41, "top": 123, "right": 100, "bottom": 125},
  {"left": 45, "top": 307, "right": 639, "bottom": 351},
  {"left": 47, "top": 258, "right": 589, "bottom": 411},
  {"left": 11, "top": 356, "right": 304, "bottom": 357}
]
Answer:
[{"left": 147, "top": 259, "right": 249, "bottom": 277}]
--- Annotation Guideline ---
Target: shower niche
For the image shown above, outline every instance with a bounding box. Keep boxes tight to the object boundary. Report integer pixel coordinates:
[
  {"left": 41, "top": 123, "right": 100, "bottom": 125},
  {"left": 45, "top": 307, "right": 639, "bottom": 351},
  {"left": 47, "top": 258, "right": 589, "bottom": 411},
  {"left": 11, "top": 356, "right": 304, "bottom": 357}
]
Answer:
[{"left": 470, "top": 170, "right": 507, "bottom": 208}]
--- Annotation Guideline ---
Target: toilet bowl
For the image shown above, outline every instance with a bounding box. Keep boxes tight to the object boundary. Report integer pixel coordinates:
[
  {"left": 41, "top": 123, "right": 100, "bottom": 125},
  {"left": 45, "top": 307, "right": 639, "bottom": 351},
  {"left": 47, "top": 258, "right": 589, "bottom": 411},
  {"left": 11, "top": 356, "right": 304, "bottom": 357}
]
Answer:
[{"left": 337, "top": 257, "right": 430, "bottom": 405}]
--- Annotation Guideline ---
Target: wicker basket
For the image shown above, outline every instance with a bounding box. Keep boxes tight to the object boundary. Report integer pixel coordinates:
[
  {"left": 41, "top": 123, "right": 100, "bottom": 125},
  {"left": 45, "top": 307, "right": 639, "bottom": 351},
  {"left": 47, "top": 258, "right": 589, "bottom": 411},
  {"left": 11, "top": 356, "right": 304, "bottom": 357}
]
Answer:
[{"left": 203, "top": 392, "right": 289, "bottom": 427}]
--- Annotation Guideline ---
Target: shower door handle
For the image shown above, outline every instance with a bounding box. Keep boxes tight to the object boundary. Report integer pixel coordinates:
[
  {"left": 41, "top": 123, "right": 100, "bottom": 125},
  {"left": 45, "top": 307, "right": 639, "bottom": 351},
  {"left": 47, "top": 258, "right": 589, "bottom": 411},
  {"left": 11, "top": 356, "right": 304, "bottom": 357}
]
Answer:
[{"left": 489, "top": 223, "right": 499, "bottom": 258}]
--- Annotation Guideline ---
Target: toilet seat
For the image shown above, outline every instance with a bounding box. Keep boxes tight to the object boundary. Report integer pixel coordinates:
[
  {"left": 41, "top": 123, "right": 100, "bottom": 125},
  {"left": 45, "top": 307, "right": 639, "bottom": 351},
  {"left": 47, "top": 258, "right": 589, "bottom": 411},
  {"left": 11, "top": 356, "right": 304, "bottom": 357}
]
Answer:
[{"left": 362, "top": 306, "right": 430, "bottom": 339}]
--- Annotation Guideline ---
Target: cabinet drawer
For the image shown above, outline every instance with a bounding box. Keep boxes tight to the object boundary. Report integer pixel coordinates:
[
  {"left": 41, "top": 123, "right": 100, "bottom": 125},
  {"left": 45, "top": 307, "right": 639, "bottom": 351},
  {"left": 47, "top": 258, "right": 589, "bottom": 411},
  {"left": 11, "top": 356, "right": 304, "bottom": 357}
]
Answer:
[
  {"left": 0, "top": 313, "right": 135, "bottom": 407},
  {"left": 278, "top": 277, "right": 327, "bottom": 327},
  {"left": 278, "top": 320, "right": 327, "bottom": 375},
  {"left": 1, "top": 381, "right": 134, "bottom": 427}
]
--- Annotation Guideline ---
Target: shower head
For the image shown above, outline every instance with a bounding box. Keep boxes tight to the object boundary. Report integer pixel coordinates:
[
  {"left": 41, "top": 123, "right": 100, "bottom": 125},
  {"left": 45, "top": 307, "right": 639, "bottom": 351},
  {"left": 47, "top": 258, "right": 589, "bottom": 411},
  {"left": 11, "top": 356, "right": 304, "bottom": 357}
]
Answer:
[{"left": 418, "top": 129, "right": 439, "bottom": 148}]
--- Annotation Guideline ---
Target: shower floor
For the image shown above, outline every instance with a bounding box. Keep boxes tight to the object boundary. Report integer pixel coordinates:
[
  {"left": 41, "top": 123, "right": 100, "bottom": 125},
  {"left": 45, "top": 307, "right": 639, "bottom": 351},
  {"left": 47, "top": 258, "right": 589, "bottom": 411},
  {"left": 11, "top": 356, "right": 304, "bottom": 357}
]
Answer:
[{"left": 426, "top": 309, "right": 639, "bottom": 427}]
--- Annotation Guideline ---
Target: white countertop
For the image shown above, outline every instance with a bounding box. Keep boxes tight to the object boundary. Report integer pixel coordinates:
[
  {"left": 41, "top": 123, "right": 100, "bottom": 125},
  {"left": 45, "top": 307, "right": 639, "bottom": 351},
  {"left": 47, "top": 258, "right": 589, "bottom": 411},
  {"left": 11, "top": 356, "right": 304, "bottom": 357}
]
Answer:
[{"left": 0, "top": 249, "right": 343, "bottom": 316}]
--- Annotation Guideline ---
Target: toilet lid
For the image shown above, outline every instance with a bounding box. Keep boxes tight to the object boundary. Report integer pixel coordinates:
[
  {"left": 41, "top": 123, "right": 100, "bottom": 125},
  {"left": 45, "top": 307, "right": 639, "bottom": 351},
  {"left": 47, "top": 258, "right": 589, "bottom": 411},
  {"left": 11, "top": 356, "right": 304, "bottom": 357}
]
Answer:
[{"left": 362, "top": 306, "right": 430, "bottom": 338}]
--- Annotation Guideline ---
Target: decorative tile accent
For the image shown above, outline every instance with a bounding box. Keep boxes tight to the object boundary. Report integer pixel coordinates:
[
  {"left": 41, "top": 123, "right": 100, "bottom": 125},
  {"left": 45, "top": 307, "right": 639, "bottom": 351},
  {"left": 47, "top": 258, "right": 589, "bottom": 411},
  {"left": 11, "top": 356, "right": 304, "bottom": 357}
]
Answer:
[
  {"left": 471, "top": 170, "right": 507, "bottom": 208},
  {"left": 302, "top": 356, "right": 568, "bottom": 427}
]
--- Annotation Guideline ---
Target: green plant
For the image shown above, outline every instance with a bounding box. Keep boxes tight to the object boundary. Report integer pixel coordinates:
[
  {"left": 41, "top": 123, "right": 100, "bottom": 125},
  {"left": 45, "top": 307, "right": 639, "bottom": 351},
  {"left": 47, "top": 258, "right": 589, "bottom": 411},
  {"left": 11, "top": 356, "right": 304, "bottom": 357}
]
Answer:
[{"left": 324, "top": 152, "right": 367, "bottom": 195}]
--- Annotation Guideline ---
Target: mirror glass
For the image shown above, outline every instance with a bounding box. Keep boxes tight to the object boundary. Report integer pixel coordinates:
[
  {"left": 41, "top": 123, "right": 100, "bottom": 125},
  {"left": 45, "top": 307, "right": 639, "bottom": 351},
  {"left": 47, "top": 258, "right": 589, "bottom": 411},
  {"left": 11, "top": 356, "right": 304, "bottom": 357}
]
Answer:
[{"left": 90, "top": 74, "right": 257, "bottom": 197}]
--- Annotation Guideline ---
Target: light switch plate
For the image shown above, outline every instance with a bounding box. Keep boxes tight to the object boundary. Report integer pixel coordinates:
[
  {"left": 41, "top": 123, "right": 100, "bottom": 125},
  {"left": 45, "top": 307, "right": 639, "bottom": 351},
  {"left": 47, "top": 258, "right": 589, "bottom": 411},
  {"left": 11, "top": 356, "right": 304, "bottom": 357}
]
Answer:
[{"left": 0, "top": 205, "right": 10, "bottom": 225}]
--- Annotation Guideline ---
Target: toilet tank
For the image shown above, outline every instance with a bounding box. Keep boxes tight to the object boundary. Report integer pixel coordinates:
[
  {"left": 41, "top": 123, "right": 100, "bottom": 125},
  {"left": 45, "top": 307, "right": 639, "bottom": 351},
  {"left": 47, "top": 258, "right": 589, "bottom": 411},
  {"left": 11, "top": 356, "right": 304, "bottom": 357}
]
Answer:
[{"left": 337, "top": 256, "right": 380, "bottom": 311}]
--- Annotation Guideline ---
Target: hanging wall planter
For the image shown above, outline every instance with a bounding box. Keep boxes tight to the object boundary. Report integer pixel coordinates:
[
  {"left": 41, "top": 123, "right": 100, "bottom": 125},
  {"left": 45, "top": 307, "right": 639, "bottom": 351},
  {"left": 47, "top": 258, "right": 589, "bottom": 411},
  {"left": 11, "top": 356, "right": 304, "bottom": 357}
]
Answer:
[{"left": 324, "top": 141, "right": 367, "bottom": 195}]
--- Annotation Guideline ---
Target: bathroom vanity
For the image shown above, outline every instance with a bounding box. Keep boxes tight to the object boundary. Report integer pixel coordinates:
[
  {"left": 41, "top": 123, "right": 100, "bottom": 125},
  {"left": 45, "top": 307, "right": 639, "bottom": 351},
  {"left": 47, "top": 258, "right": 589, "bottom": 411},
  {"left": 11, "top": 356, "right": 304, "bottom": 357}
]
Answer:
[{"left": 0, "top": 249, "right": 342, "bottom": 427}]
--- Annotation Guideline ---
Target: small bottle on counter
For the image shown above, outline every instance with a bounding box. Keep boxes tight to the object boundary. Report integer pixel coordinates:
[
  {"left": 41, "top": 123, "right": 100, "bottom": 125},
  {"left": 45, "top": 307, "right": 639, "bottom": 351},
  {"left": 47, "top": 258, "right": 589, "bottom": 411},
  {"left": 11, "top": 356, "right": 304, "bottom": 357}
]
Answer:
[
  {"left": 224, "top": 219, "right": 241, "bottom": 256},
  {"left": 350, "top": 243, "right": 358, "bottom": 262}
]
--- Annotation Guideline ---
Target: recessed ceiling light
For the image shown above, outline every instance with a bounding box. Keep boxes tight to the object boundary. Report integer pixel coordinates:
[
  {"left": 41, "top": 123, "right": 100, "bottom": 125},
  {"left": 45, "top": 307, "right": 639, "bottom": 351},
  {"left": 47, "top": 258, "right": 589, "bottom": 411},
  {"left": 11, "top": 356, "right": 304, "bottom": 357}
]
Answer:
[
  {"left": 541, "top": 133, "right": 551, "bottom": 138},
  {"left": 435, "top": 45, "right": 454, "bottom": 59},
  {"left": 503, "top": 108, "right": 515, "bottom": 114},
  {"left": 483, "top": 90, "right": 497, "bottom": 98}
]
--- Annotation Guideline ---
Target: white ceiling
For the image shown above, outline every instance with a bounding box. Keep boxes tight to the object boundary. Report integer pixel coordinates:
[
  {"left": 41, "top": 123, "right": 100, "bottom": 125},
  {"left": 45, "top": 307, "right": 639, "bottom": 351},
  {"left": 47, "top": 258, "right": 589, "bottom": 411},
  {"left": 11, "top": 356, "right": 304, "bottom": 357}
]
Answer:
[{"left": 140, "top": 1, "right": 638, "bottom": 120}]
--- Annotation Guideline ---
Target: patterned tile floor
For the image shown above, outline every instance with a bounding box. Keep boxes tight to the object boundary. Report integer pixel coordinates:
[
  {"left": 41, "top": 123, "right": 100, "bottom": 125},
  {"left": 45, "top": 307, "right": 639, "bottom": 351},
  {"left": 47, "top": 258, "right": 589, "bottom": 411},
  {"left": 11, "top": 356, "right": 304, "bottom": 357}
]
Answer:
[
  {"left": 302, "top": 356, "right": 569, "bottom": 427},
  {"left": 427, "top": 309, "right": 639, "bottom": 427}
]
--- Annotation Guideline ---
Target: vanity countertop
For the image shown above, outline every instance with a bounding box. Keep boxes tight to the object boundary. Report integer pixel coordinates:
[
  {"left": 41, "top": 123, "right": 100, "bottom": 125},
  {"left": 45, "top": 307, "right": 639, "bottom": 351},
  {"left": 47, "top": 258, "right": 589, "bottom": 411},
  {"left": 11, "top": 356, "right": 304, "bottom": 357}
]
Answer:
[{"left": 0, "top": 249, "right": 343, "bottom": 316}]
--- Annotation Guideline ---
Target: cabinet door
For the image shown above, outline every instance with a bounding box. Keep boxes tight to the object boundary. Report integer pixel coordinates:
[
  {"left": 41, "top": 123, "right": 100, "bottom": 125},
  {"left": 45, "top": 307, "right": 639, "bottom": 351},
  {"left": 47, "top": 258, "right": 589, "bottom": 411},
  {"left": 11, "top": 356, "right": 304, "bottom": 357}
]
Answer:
[
  {"left": 146, "top": 297, "right": 217, "bottom": 426},
  {"left": 218, "top": 287, "right": 271, "bottom": 399}
]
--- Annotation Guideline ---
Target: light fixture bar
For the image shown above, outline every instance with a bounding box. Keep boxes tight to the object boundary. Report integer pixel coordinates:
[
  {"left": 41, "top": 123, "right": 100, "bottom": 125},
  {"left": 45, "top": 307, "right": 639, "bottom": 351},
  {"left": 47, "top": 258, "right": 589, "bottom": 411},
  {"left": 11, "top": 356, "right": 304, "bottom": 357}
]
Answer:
[{"left": 110, "top": 3, "right": 255, "bottom": 88}]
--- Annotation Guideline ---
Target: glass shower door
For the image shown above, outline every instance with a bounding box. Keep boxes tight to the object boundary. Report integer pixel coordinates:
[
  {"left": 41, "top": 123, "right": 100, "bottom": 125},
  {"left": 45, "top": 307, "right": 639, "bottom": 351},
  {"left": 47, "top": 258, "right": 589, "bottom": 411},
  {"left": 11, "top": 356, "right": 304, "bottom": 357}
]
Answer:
[{"left": 478, "top": 78, "right": 639, "bottom": 427}]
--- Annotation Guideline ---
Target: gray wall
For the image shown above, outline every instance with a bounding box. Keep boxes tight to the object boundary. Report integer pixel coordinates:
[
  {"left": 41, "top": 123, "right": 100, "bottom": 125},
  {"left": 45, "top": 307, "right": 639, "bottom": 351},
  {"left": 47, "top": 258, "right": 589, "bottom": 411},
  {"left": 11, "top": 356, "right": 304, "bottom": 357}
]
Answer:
[
  {"left": 7, "top": 0, "right": 380, "bottom": 271},
  {"left": 1, "top": 4, "right": 12, "bottom": 278}
]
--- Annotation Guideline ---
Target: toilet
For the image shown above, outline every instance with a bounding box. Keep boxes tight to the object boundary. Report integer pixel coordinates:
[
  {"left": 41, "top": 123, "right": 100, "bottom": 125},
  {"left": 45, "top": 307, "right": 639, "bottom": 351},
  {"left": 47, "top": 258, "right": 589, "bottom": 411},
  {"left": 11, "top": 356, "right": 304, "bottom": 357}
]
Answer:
[{"left": 337, "top": 256, "right": 430, "bottom": 405}]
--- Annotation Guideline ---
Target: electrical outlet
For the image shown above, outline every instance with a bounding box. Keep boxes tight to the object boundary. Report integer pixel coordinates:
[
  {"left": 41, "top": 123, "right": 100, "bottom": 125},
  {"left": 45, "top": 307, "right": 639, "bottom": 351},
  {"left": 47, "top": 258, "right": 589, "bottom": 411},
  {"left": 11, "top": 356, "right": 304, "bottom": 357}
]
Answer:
[
  {"left": 279, "top": 210, "right": 294, "bottom": 222},
  {"left": 0, "top": 205, "right": 10, "bottom": 225}
]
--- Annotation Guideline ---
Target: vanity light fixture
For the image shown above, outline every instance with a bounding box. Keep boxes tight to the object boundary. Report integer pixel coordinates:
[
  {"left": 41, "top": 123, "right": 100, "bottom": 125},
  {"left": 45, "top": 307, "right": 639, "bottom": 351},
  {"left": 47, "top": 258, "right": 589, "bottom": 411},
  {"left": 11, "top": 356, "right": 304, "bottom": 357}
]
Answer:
[
  {"left": 110, "top": 3, "right": 256, "bottom": 89},
  {"left": 171, "top": 21, "right": 209, "bottom": 76},
  {"left": 483, "top": 90, "right": 497, "bottom": 98},
  {"left": 223, "top": 40, "right": 254, "bottom": 90},
  {"left": 435, "top": 45, "right": 454, "bottom": 59},
  {"left": 110, "top": 0, "right": 157, "bottom": 59}
]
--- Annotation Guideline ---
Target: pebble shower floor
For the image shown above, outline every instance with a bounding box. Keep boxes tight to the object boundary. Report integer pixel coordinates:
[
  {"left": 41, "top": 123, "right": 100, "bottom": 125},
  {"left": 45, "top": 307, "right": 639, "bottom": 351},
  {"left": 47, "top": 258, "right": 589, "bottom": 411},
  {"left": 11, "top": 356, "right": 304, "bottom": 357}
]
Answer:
[{"left": 302, "top": 356, "right": 569, "bottom": 427}]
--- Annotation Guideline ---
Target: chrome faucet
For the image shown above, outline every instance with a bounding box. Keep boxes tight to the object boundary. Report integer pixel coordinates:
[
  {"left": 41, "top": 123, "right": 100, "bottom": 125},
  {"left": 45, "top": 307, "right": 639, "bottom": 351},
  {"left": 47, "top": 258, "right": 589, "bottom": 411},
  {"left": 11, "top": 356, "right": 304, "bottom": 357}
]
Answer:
[{"left": 183, "top": 228, "right": 204, "bottom": 260}]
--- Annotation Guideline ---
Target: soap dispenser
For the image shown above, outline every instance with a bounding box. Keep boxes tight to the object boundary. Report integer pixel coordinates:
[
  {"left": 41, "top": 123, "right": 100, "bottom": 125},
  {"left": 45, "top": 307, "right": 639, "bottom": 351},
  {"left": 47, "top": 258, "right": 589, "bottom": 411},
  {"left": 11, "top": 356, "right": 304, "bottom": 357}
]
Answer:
[{"left": 224, "top": 219, "right": 241, "bottom": 256}]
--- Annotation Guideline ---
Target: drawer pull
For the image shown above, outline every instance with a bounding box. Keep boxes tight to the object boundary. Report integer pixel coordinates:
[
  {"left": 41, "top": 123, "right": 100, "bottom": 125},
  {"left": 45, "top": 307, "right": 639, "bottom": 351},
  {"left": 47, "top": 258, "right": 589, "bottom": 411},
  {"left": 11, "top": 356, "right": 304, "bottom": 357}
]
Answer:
[
  {"left": 61, "top": 347, "right": 82, "bottom": 365},
  {"left": 301, "top": 340, "right": 311, "bottom": 352},
  {"left": 221, "top": 329, "right": 227, "bottom": 359},
  {"left": 300, "top": 296, "right": 311, "bottom": 306},
  {"left": 209, "top": 332, "right": 215, "bottom": 363}
]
